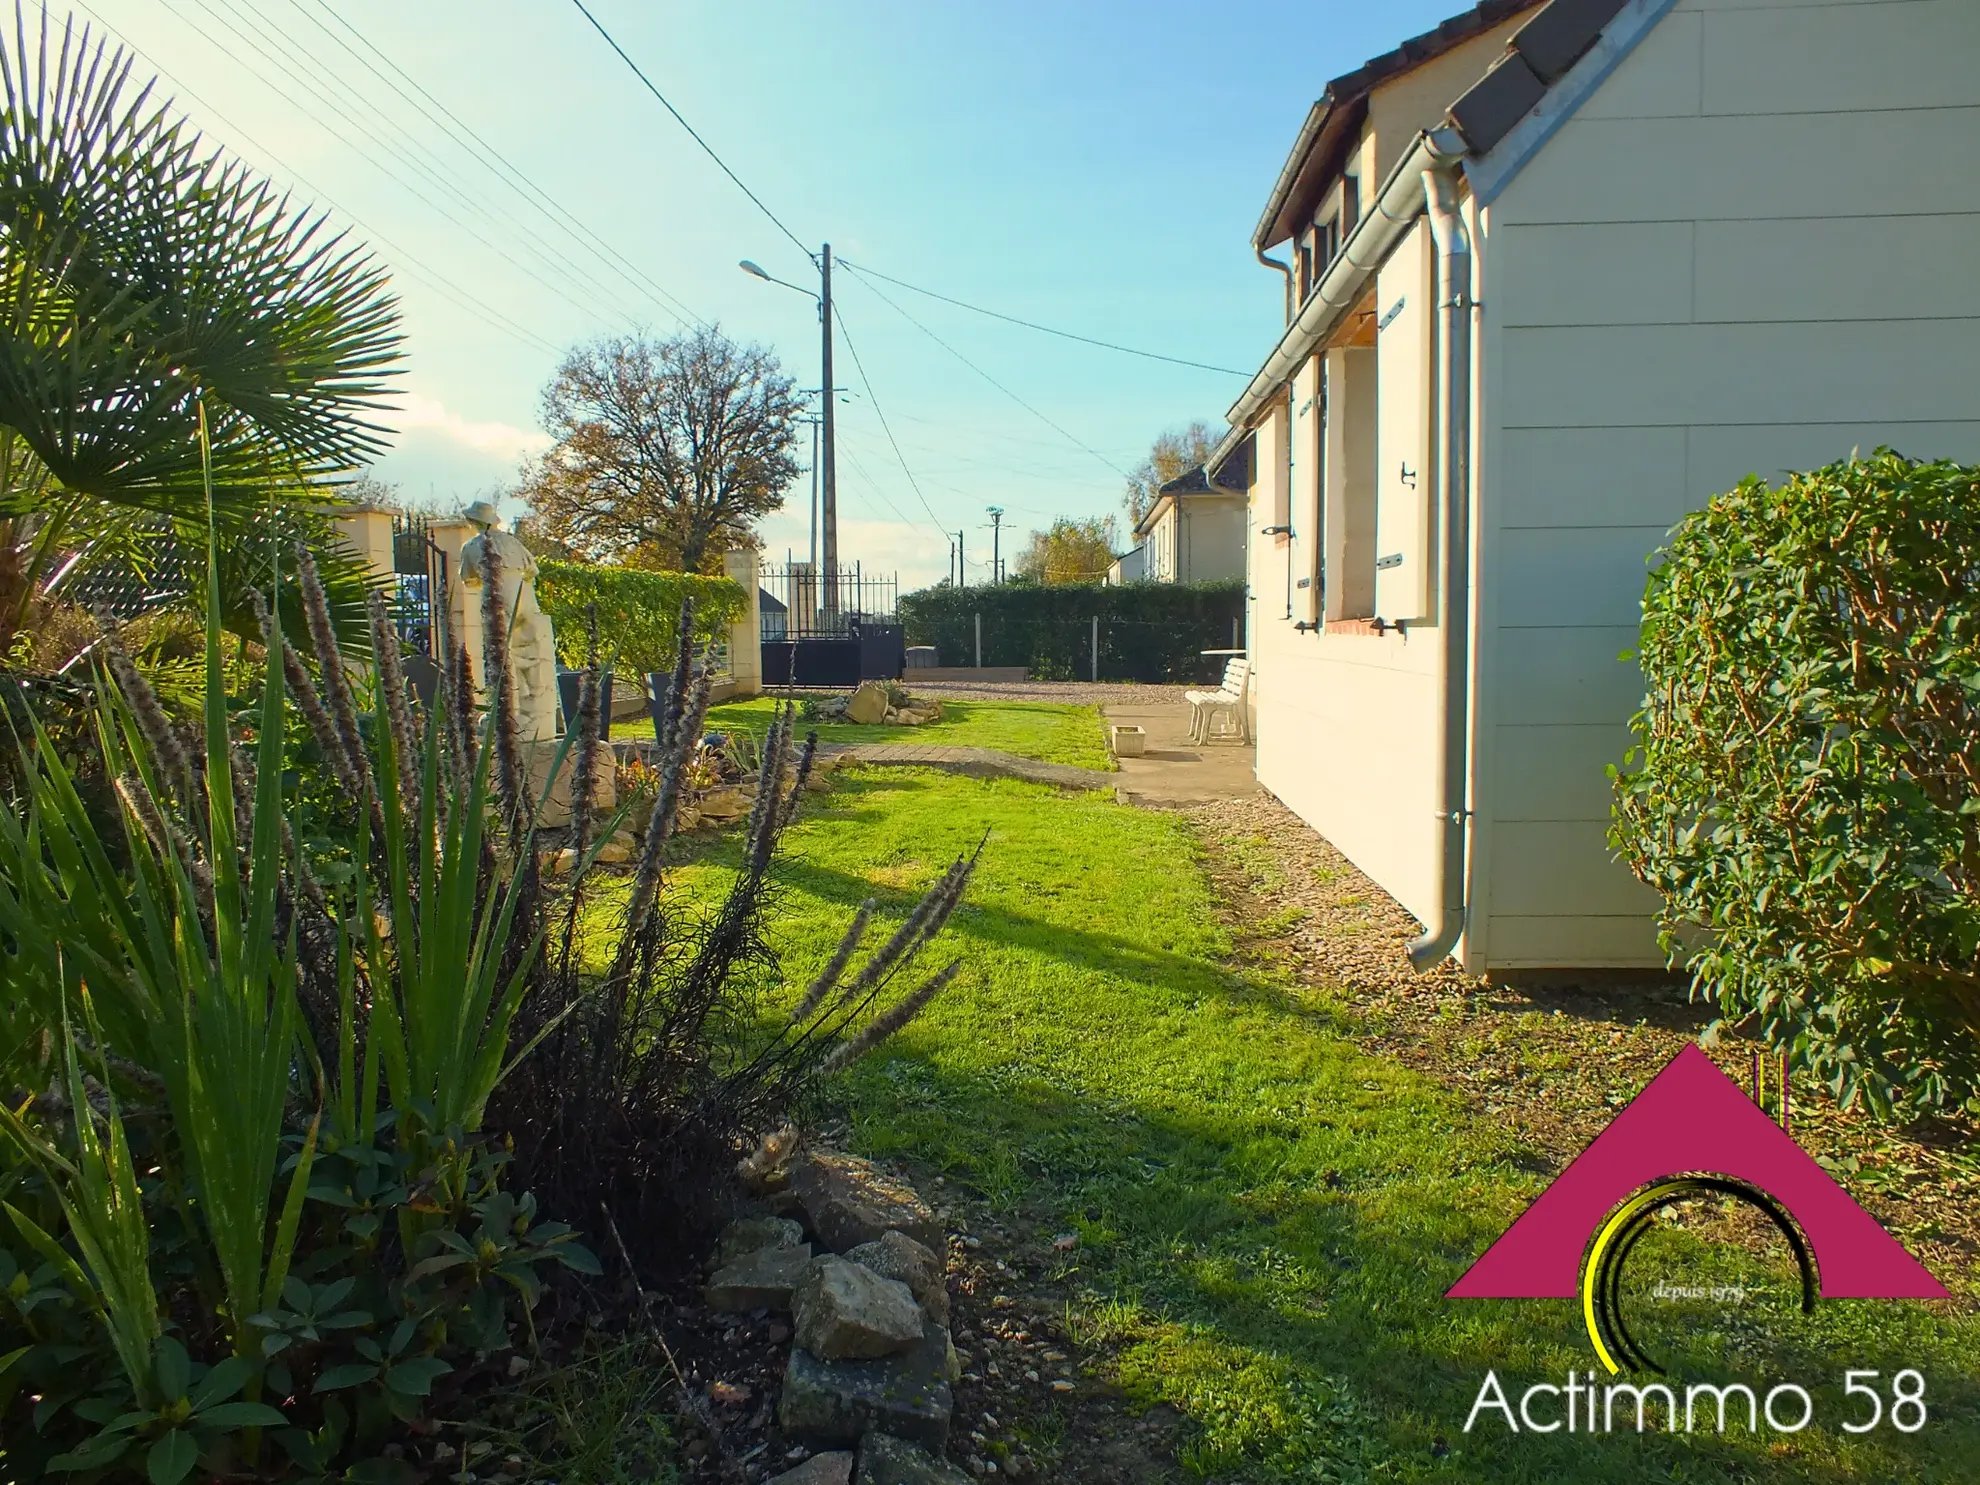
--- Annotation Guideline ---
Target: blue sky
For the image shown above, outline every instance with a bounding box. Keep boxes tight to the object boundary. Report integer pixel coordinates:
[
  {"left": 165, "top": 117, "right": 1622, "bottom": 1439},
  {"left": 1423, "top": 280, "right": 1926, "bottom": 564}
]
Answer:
[{"left": 84, "top": 0, "right": 1469, "bottom": 588}]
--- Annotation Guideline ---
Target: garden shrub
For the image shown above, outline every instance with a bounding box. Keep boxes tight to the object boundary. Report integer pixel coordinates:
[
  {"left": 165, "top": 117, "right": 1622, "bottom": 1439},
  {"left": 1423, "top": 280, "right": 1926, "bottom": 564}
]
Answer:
[
  {"left": 1, "top": 543, "right": 976, "bottom": 1477},
  {"left": 535, "top": 560, "right": 744, "bottom": 677},
  {"left": 897, "top": 580, "right": 1245, "bottom": 683},
  {"left": 1612, "top": 450, "right": 1980, "bottom": 1117}
]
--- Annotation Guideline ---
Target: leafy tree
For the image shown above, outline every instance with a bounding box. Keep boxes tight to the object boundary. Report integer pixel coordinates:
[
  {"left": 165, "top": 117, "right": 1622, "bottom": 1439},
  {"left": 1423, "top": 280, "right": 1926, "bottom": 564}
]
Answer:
[
  {"left": 0, "top": 9, "right": 400, "bottom": 658},
  {"left": 1612, "top": 451, "right": 1980, "bottom": 1117},
  {"left": 519, "top": 327, "right": 801, "bottom": 574},
  {"left": 1016, "top": 515, "right": 1117, "bottom": 584},
  {"left": 1124, "top": 419, "right": 1221, "bottom": 528}
]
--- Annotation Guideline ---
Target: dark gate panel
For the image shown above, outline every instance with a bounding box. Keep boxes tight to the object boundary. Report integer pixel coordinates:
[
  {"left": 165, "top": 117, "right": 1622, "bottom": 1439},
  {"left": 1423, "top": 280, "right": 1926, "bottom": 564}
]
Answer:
[{"left": 856, "top": 623, "right": 904, "bottom": 682}]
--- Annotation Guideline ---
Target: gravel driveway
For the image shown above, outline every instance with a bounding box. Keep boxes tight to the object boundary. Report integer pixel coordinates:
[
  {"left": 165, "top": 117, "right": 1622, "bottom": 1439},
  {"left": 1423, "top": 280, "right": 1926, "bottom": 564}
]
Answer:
[{"left": 901, "top": 679, "right": 1189, "bottom": 707}]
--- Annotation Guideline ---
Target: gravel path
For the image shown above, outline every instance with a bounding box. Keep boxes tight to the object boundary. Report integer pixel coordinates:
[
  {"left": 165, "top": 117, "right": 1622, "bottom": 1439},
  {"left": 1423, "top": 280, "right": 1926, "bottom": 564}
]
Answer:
[{"left": 899, "top": 680, "right": 1189, "bottom": 707}]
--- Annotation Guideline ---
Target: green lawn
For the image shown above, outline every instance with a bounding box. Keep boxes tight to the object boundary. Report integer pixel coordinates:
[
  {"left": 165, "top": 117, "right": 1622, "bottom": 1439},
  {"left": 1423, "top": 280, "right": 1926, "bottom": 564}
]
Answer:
[
  {"left": 669, "top": 765, "right": 1978, "bottom": 1483},
  {"left": 613, "top": 693, "right": 1115, "bottom": 771}
]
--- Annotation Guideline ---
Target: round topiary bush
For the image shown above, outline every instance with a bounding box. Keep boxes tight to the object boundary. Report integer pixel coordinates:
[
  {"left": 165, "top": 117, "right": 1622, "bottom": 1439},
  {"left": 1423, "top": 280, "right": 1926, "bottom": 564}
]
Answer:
[{"left": 1612, "top": 450, "right": 1980, "bottom": 1118}]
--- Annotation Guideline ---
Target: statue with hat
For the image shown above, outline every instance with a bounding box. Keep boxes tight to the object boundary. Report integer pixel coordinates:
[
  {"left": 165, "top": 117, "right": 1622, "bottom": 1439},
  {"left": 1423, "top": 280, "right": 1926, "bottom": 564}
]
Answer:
[{"left": 459, "top": 499, "right": 559, "bottom": 742}]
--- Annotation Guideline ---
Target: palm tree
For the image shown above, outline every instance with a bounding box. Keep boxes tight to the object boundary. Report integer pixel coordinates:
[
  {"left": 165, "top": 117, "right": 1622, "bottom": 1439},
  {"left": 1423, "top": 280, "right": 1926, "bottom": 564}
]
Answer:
[{"left": 0, "top": 5, "right": 402, "bottom": 661}]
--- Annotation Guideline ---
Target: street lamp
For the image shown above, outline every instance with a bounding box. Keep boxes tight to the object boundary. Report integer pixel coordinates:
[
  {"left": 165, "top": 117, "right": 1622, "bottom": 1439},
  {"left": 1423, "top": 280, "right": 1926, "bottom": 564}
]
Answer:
[{"left": 741, "top": 247, "right": 839, "bottom": 618}]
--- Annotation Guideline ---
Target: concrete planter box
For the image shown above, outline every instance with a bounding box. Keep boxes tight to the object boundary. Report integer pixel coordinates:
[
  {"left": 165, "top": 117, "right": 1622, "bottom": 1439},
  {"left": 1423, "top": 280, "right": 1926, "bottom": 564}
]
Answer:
[{"left": 1110, "top": 724, "right": 1146, "bottom": 758}]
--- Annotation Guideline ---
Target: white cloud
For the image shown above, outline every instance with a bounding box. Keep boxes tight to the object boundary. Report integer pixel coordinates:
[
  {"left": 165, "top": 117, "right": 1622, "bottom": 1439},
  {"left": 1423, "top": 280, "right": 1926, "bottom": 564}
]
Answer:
[{"left": 392, "top": 392, "right": 551, "bottom": 463}]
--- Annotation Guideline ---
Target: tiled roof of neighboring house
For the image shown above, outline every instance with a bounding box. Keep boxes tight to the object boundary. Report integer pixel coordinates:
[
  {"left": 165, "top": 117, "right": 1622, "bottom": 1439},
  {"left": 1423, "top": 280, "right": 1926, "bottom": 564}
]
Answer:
[
  {"left": 1141, "top": 450, "right": 1254, "bottom": 540},
  {"left": 1157, "top": 465, "right": 1214, "bottom": 497},
  {"left": 759, "top": 587, "right": 788, "bottom": 615},
  {"left": 1255, "top": 0, "right": 1541, "bottom": 248},
  {"left": 1209, "top": 431, "right": 1255, "bottom": 493}
]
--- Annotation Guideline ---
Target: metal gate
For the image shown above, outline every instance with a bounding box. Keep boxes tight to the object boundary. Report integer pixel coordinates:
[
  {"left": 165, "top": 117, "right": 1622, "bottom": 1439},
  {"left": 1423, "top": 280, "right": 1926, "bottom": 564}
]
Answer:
[
  {"left": 391, "top": 515, "right": 450, "bottom": 661},
  {"left": 758, "top": 561, "right": 902, "bottom": 685}
]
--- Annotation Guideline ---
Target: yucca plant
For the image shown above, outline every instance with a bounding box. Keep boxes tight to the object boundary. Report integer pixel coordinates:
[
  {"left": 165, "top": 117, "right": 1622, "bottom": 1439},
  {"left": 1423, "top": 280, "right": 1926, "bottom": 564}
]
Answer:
[
  {"left": 0, "top": 495, "right": 591, "bottom": 1476},
  {"left": 496, "top": 604, "right": 980, "bottom": 1260}
]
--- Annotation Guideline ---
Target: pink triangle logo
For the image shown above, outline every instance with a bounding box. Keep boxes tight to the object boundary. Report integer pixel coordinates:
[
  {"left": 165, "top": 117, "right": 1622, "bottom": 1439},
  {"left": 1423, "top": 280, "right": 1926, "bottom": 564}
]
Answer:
[{"left": 1448, "top": 1044, "right": 1945, "bottom": 1301}]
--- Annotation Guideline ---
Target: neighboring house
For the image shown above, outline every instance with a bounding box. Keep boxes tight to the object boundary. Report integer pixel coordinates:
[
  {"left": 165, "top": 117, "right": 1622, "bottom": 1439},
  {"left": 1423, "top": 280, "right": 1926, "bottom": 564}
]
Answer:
[
  {"left": 1219, "top": 0, "right": 1980, "bottom": 975},
  {"left": 757, "top": 586, "right": 789, "bottom": 641},
  {"left": 1106, "top": 544, "right": 1146, "bottom": 585},
  {"left": 1135, "top": 454, "right": 1251, "bottom": 583}
]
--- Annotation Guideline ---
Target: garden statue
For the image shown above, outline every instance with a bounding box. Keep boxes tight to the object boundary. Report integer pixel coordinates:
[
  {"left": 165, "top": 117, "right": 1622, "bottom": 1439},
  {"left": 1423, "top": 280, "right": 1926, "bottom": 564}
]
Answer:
[{"left": 460, "top": 499, "right": 559, "bottom": 741}]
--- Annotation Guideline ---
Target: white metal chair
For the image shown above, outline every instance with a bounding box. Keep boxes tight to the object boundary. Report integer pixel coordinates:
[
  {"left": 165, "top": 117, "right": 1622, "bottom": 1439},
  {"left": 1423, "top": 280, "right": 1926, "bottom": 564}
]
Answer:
[{"left": 1186, "top": 658, "right": 1251, "bottom": 744}]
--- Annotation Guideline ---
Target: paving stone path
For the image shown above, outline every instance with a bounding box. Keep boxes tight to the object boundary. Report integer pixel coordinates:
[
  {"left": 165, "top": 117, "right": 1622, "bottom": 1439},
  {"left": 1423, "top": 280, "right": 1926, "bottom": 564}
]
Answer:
[{"left": 820, "top": 743, "right": 1116, "bottom": 792}]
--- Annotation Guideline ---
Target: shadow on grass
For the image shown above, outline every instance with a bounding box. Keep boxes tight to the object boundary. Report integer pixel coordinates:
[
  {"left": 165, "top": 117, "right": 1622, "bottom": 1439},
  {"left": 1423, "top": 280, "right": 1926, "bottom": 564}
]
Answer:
[
  {"left": 839, "top": 1050, "right": 1979, "bottom": 1485},
  {"left": 663, "top": 768, "right": 1977, "bottom": 1482}
]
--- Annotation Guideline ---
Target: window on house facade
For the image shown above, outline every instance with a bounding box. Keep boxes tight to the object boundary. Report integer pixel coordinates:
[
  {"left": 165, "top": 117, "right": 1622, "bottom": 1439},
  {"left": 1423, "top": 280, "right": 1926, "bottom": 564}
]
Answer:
[
  {"left": 1323, "top": 343, "right": 1379, "bottom": 622},
  {"left": 1341, "top": 172, "right": 1360, "bottom": 239}
]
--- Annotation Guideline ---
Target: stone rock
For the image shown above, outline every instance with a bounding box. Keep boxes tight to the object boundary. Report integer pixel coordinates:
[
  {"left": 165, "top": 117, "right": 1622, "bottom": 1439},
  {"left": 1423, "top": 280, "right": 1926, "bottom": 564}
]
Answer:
[
  {"left": 853, "top": 1433, "right": 971, "bottom": 1485},
  {"left": 675, "top": 805, "right": 703, "bottom": 832},
  {"left": 891, "top": 709, "right": 929, "bottom": 727},
  {"left": 539, "top": 848, "right": 576, "bottom": 876},
  {"left": 715, "top": 1215, "right": 805, "bottom": 1269},
  {"left": 845, "top": 1231, "right": 949, "bottom": 1327},
  {"left": 790, "top": 1151, "right": 942, "bottom": 1255},
  {"left": 793, "top": 1256, "right": 923, "bottom": 1360},
  {"left": 592, "top": 839, "right": 633, "bottom": 865},
  {"left": 778, "top": 1319, "right": 954, "bottom": 1451},
  {"left": 845, "top": 681, "right": 891, "bottom": 725},
  {"left": 769, "top": 1453, "right": 855, "bottom": 1485},
  {"left": 704, "top": 1242, "right": 813, "bottom": 1313},
  {"left": 882, "top": 707, "right": 901, "bottom": 724},
  {"left": 698, "top": 786, "right": 751, "bottom": 819}
]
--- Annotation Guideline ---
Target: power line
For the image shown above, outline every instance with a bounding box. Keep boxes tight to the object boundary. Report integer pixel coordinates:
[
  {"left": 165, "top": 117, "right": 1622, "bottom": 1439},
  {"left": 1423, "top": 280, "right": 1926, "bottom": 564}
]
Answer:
[
  {"left": 832, "top": 305, "right": 949, "bottom": 545},
  {"left": 840, "top": 259, "right": 1248, "bottom": 377},
  {"left": 833, "top": 440, "right": 919, "bottom": 532},
  {"left": 174, "top": 0, "right": 637, "bottom": 331},
  {"left": 68, "top": 1, "right": 564, "bottom": 357},
  {"left": 568, "top": 0, "right": 812, "bottom": 263},
  {"left": 292, "top": 0, "right": 705, "bottom": 329},
  {"left": 844, "top": 268, "right": 1133, "bottom": 482}
]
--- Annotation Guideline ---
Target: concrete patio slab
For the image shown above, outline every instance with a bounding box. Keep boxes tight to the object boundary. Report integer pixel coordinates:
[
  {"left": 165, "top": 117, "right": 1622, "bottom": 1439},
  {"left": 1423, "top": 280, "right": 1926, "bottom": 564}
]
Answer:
[{"left": 1102, "top": 699, "right": 1257, "bottom": 807}]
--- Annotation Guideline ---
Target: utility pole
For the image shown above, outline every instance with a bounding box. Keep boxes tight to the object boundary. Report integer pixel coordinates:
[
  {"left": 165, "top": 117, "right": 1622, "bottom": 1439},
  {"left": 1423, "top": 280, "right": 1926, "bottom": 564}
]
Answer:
[
  {"left": 740, "top": 251, "right": 837, "bottom": 613},
  {"left": 799, "top": 413, "right": 822, "bottom": 572},
  {"left": 820, "top": 243, "right": 838, "bottom": 621},
  {"left": 956, "top": 531, "right": 967, "bottom": 589},
  {"left": 986, "top": 506, "right": 1004, "bottom": 586}
]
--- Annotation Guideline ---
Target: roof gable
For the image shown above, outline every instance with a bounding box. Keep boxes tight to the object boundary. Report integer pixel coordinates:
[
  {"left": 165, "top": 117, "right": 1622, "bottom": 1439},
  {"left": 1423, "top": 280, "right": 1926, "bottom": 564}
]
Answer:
[{"left": 1255, "top": 0, "right": 1542, "bottom": 249}]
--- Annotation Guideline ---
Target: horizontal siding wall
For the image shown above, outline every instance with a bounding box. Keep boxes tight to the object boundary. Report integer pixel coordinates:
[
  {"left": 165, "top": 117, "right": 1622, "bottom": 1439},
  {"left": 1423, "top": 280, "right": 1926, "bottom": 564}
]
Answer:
[{"left": 1473, "top": 0, "right": 1980, "bottom": 969}]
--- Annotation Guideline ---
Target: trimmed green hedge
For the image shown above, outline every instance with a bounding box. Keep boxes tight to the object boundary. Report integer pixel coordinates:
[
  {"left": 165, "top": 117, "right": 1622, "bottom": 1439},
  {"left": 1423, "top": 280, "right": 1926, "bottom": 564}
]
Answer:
[
  {"left": 535, "top": 560, "right": 746, "bottom": 678},
  {"left": 897, "top": 581, "right": 1245, "bottom": 683}
]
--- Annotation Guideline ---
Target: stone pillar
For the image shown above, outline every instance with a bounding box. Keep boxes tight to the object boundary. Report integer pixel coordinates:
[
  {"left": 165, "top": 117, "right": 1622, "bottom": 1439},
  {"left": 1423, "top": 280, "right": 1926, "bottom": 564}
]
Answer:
[
  {"left": 427, "top": 518, "right": 478, "bottom": 674},
  {"left": 724, "top": 548, "right": 762, "bottom": 698},
  {"left": 333, "top": 505, "right": 395, "bottom": 583}
]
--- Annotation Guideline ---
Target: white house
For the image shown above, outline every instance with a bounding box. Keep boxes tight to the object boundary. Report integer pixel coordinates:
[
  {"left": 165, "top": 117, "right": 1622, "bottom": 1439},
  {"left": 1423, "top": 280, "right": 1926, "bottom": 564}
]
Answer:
[
  {"left": 1132, "top": 460, "right": 1250, "bottom": 583},
  {"left": 1105, "top": 544, "right": 1146, "bottom": 585},
  {"left": 1222, "top": 0, "right": 1980, "bottom": 974}
]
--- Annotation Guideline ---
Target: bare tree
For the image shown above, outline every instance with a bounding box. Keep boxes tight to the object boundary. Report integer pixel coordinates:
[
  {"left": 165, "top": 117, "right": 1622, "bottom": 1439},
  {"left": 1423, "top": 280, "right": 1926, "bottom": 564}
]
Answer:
[
  {"left": 1124, "top": 419, "right": 1221, "bottom": 528},
  {"left": 520, "top": 327, "right": 802, "bottom": 573}
]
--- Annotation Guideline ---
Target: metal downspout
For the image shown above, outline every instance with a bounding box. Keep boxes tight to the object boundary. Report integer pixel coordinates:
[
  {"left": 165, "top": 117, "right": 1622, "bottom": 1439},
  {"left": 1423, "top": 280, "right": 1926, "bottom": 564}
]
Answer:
[
  {"left": 1256, "top": 244, "right": 1294, "bottom": 325},
  {"left": 1407, "top": 165, "right": 1474, "bottom": 973}
]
